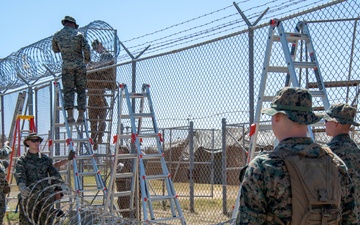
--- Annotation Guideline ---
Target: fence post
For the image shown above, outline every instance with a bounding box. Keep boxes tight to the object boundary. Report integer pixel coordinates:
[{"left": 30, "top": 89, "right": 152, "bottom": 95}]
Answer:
[
  {"left": 222, "top": 118, "right": 227, "bottom": 215},
  {"left": 189, "top": 121, "right": 195, "bottom": 213}
]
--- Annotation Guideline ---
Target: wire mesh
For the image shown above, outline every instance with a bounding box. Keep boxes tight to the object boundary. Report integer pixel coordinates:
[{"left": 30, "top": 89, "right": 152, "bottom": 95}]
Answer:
[{"left": 0, "top": 0, "right": 359, "bottom": 224}]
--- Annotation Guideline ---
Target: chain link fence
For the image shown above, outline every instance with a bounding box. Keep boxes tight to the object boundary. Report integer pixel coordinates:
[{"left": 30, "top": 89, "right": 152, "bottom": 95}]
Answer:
[{"left": 0, "top": 0, "right": 359, "bottom": 224}]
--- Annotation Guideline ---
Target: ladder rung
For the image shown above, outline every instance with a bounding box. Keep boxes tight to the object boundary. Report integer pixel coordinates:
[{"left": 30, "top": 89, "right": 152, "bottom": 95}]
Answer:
[
  {"left": 141, "top": 153, "right": 163, "bottom": 160},
  {"left": 293, "top": 62, "right": 316, "bottom": 68},
  {"left": 113, "top": 191, "right": 132, "bottom": 197},
  {"left": 75, "top": 171, "right": 99, "bottom": 176},
  {"left": 261, "top": 96, "right": 273, "bottom": 102},
  {"left": 258, "top": 124, "right": 272, "bottom": 131},
  {"left": 148, "top": 195, "right": 176, "bottom": 201},
  {"left": 309, "top": 90, "right": 325, "bottom": 98},
  {"left": 149, "top": 216, "right": 184, "bottom": 223},
  {"left": 121, "top": 113, "right": 153, "bottom": 119},
  {"left": 273, "top": 33, "right": 309, "bottom": 42},
  {"left": 76, "top": 188, "right": 105, "bottom": 193},
  {"left": 145, "top": 174, "right": 169, "bottom": 180},
  {"left": 127, "top": 93, "right": 148, "bottom": 98},
  {"left": 268, "top": 66, "right": 288, "bottom": 73},
  {"left": 75, "top": 155, "right": 95, "bottom": 160},
  {"left": 118, "top": 153, "right": 137, "bottom": 159},
  {"left": 116, "top": 172, "right": 134, "bottom": 179}
]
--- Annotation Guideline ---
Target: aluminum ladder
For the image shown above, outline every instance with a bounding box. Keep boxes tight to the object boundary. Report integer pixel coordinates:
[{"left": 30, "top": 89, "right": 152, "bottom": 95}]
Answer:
[
  {"left": 232, "top": 18, "right": 330, "bottom": 222},
  {"left": 50, "top": 81, "right": 107, "bottom": 211},
  {"left": 107, "top": 83, "right": 186, "bottom": 224}
]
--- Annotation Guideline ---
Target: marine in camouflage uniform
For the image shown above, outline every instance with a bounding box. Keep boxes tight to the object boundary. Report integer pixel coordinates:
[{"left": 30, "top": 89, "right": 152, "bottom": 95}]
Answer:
[
  {"left": 237, "top": 87, "right": 358, "bottom": 224},
  {"left": 0, "top": 142, "right": 12, "bottom": 224},
  {"left": 87, "top": 39, "right": 116, "bottom": 148},
  {"left": 52, "top": 16, "right": 91, "bottom": 123},
  {"left": 324, "top": 103, "right": 360, "bottom": 219},
  {"left": 14, "top": 134, "right": 65, "bottom": 225}
]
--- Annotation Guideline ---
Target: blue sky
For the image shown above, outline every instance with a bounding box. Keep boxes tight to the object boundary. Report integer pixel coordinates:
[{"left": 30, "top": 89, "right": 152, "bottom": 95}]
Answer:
[{"left": 0, "top": 0, "right": 251, "bottom": 58}]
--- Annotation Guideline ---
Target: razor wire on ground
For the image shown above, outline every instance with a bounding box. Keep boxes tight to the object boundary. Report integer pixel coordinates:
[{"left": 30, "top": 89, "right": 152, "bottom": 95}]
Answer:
[
  {"left": 0, "top": 0, "right": 360, "bottom": 224},
  {"left": 17, "top": 176, "right": 163, "bottom": 225}
]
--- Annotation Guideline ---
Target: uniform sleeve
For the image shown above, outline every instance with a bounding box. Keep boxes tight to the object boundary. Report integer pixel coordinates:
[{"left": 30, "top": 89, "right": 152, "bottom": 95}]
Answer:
[
  {"left": 52, "top": 36, "right": 61, "bottom": 53},
  {"left": 47, "top": 157, "right": 63, "bottom": 184},
  {"left": 82, "top": 35, "right": 91, "bottom": 63},
  {"left": 237, "top": 160, "right": 268, "bottom": 224},
  {"left": 14, "top": 158, "right": 26, "bottom": 185},
  {"left": 339, "top": 169, "right": 359, "bottom": 224}
]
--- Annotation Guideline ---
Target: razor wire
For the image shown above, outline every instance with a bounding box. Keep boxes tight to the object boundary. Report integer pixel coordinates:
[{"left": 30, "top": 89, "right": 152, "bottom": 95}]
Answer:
[{"left": 0, "top": 20, "right": 120, "bottom": 93}]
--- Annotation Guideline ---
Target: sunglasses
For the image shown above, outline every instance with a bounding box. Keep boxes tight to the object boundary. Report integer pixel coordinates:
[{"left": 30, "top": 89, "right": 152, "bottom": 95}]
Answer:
[{"left": 29, "top": 139, "right": 41, "bottom": 143}]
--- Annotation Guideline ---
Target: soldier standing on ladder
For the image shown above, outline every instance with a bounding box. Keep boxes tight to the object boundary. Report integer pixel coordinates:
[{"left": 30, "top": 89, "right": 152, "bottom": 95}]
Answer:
[{"left": 52, "top": 16, "right": 91, "bottom": 123}]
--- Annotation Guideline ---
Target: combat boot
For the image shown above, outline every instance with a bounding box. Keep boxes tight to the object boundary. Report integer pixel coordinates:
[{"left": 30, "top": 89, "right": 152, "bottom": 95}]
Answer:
[
  {"left": 67, "top": 109, "right": 75, "bottom": 123},
  {"left": 76, "top": 109, "right": 85, "bottom": 123}
]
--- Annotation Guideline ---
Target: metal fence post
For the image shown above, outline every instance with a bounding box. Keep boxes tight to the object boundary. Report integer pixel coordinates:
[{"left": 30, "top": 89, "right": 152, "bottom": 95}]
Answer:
[
  {"left": 222, "top": 118, "right": 227, "bottom": 215},
  {"left": 189, "top": 121, "right": 195, "bottom": 213}
]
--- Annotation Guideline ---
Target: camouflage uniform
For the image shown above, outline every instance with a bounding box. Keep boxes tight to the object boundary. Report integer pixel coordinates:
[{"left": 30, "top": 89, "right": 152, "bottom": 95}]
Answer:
[
  {"left": 88, "top": 40, "right": 116, "bottom": 145},
  {"left": 14, "top": 151, "right": 63, "bottom": 224},
  {"left": 115, "top": 147, "right": 136, "bottom": 218},
  {"left": 52, "top": 16, "right": 91, "bottom": 111},
  {"left": 324, "top": 103, "right": 360, "bottom": 219},
  {"left": 0, "top": 144, "right": 11, "bottom": 224},
  {"left": 237, "top": 87, "right": 358, "bottom": 224}
]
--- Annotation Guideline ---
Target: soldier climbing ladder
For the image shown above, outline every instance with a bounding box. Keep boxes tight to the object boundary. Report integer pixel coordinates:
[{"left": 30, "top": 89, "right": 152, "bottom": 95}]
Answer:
[{"left": 49, "top": 80, "right": 107, "bottom": 214}]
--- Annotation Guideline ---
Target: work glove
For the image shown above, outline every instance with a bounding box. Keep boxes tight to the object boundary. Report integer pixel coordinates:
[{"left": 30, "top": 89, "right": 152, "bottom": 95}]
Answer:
[
  {"left": 68, "top": 150, "right": 75, "bottom": 160},
  {"left": 3, "top": 180, "right": 10, "bottom": 194},
  {"left": 19, "top": 183, "right": 30, "bottom": 199},
  {"left": 3, "top": 141, "right": 11, "bottom": 155},
  {"left": 61, "top": 183, "right": 71, "bottom": 195}
]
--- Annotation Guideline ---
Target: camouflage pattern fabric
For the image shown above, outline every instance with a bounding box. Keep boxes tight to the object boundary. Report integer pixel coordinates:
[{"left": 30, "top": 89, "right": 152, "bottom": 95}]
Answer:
[
  {"left": 324, "top": 103, "right": 359, "bottom": 126},
  {"left": 0, "top": 163, "right": 7, "bottom": 224},
  {"left": 326, "top": 133, "right": 360, "bottom": 220},
  {"left": 237, "top": 137, "right": 358, "bottom": 224},
  {"left": 261, "top": 87, "right": 323, "bottom": 125},
  {"left": 88, "top": 93, "right": 107, "bottom": 143},
  {"left": 15, "top": 152, "right": 63, "bottom": 224},
  {"left": 116, "top": 147, "right": 136, "bottom": 218},
  {"left": 52, "top": 26, "right": 91, "bottom": 110}
]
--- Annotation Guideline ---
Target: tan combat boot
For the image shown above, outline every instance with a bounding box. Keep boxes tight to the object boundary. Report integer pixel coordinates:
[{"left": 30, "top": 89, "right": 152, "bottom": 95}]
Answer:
[{"left": 67, "top": 109, "right": 75, "bottom": 123}]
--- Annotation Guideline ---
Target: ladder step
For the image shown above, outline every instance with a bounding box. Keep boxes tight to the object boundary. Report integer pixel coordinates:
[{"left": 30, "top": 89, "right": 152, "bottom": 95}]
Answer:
[
  {"left": 76, "top": 188, "right": 105, "bottom": 193},
  {"left": 75, "top": 171, "right": 99, "bottom": 176},
  {"left": 117, "top": 153, "right": 137, "bottom": 159},
  {"left": 116, "top": 172, "right": 135, "bottom": 179},
  {"left": 293, "top": 62, "right": 316, "bottom": 68},
  {"left": 148, "top": 195, "right": 176, "bottom": 201},
  {"left": 145, "top": 174, "right": 169, "bottom": 180},
  {"left": 268, "top": 66, "right": 288, "bottom": 73},
  {"left": 121, "top": 113, "right": 153, "bottom": 119},
  {"left": 261, "top": 96, "right": 273, "bottom": 102},
  {"left": 141, "top": 153, "right": 164, "bottom": 160},
  {"left": 273, "top": 33, "right": 309, "bottom": 42},
  {"left": 127, "top": 93, "right": 148, "bottom": 98},
  {"left": 309, "top": 90, "right": 326, "bottom": 98},
  {"left": 75, "top": 155, "right": 95, "bottom": 160},
  {"left": 258, "top": 124, "right": 272, "bottom": 131},
  {"left": 119, "top": 133, "right": 158, "bottom": 139},
  {"left": 113, "top": 191, "right": 132, "bottom": 197}
]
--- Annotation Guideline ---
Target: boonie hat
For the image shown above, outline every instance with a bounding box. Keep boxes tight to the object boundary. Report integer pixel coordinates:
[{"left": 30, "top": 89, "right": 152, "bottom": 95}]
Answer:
[
  {"left": 61, "top": 16, "right": 79, "bottom": 29},
  {"left": 23, "top": 133, "right": 43, "bottom": 147},
  {"left": 323, "top": 103, "right": 359, "bottom": 126},
  {"left": 92, "top": 39, "right": 100, "bottom": 50},
  {"left": 261, "top": 87, "right": 323, "bottom": 125}
]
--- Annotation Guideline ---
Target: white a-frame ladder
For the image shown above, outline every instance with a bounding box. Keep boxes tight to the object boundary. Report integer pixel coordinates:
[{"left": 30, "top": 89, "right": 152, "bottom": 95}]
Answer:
[
  {"left": 232, "top": 18, "right": 330, "bottom": 222},
  {"left": 107, "top": 83, "right": 186, "bottom": 224},
  {"left": 50, "top": 81, "right": 107, "bottom": 212}
]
